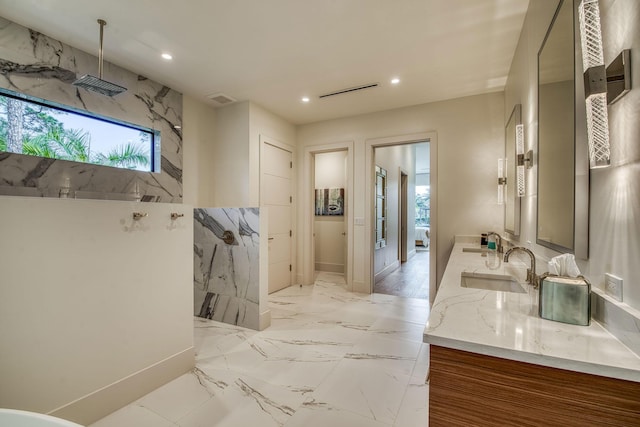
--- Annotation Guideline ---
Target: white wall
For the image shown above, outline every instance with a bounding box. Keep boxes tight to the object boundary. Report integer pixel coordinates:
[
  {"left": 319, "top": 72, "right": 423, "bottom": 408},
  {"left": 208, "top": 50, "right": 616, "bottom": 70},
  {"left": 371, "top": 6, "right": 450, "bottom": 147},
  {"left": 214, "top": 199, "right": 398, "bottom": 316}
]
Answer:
[
  {"left": 183, "top": 95, "right": 217, "bottom": 206},
  {"left": 373, "top": 144, "right": 416, "bottom": 278},
  {"left": 0, "top": 197, "right": 194, "bottom": 425},
  {"left": 590, "top": 0, "right": 640, "bottom": 310},
  {"left": 212, "top": 102, "right": 251, "bottom": 207},
  {"left": 208, "top": 100, "right": 296, "bottom": 209},
  {"left": 314, "top": 151, "right": 347, "bottom": 272},
  {"left": 505, "top": 0, "right": 640, "bottom": 310},
  {"left": 297, "top": 92, "right": 505, "bottom": 289},
  {"left": 249, "top": 102, "right": 297, "bottom": 206}
]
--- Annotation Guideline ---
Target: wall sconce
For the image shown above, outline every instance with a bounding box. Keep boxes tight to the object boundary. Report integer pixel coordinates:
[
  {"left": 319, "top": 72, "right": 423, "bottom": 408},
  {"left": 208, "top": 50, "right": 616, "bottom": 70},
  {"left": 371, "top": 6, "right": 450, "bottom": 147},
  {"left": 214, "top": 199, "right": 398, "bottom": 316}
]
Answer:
[
  {"left": 497, "top": 158, "right": 506, "bottom": 205},
  {"left": 607, "top": 49, "right": 631, "bottom": 104},
  {"left": 579, "top": 0, "right": 610, "bottom": 169},
  {"left": 515, "top": 123, "right": 532, "bottom": 197}
]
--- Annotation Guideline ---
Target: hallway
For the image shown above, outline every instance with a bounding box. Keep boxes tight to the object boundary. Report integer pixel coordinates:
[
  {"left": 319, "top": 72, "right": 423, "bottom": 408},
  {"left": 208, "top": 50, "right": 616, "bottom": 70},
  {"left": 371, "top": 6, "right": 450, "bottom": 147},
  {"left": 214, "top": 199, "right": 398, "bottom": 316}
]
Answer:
[{"left": 374, "top": 250, "right": 429, "bottom": 299}]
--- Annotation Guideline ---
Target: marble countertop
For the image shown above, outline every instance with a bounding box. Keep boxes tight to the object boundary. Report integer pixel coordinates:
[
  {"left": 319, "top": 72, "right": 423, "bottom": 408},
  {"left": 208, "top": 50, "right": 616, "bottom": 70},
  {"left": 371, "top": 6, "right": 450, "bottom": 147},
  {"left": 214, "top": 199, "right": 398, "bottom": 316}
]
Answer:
[{"left": 423, "top": 243, "right": 640, "bottom": 382}]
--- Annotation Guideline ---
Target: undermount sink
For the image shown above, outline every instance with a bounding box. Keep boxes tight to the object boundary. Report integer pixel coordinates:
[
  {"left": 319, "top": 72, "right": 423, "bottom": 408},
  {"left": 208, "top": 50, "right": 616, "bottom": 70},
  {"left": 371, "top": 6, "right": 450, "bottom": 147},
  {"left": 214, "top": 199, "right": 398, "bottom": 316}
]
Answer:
[
  {"left": 460, "top": 272, "right": 526, "bottom": 293},
  {"left": 462, "top": 247, "right": 490, "bottom": 254}
]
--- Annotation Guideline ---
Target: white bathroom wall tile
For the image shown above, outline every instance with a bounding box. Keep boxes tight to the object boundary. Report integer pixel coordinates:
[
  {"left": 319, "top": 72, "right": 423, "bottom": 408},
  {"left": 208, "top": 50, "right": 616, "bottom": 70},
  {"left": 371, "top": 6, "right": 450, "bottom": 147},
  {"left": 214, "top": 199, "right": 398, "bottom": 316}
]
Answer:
[{"left": 89, "top": 404, "right": 177, "bottom": 427}]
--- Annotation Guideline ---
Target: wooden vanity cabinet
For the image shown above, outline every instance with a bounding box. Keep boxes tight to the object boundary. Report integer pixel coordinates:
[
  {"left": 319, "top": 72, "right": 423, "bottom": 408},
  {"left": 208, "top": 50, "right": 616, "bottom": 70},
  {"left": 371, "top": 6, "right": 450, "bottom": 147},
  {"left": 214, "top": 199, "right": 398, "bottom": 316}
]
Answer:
[{"left": 429, "top": 345, "right": 640, "bottom": 426}]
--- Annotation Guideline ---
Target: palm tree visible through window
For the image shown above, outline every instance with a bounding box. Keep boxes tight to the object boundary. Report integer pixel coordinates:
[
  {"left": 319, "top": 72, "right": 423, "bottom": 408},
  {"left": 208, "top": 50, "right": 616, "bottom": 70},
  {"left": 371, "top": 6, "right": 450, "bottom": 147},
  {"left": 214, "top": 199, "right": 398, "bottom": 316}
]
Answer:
[{"left": 0, "top": 92, "right": 153, "bottom": 171}]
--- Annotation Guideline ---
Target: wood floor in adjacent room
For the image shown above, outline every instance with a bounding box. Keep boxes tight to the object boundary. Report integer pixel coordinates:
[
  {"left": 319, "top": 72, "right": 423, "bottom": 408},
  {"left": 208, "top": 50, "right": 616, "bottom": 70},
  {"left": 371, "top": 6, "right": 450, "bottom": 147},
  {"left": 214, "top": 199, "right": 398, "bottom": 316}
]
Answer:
[{"left": 374, "top": 249, "right": 429, "bottom": 299}]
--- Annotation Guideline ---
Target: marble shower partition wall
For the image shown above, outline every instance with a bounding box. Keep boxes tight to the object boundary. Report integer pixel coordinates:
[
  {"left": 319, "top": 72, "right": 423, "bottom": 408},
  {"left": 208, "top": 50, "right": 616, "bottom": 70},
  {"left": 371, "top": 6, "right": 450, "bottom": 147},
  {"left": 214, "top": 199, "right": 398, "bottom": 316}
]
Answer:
[
  {"left": 194, "top": 208, "right": 260, "bottom": 330},
  {"left": 0, "top": 17, "right": 182, "bottom": 202}
]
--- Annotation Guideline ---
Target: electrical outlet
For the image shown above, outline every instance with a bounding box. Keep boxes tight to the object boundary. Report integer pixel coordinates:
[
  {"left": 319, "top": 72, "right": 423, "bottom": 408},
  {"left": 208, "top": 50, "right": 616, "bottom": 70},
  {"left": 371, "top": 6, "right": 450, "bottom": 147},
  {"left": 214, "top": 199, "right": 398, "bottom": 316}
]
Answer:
[{"left": 605, "top": 273, "right": 623, "bottom": 302}]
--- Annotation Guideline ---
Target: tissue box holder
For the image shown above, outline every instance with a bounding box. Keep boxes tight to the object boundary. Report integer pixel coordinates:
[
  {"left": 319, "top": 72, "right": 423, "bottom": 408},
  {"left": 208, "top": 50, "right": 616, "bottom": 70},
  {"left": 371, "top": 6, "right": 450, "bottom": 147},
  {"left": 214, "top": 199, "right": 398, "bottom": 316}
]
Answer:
[{"left": 539, "top": 274, "right": 590, "bottom": 326}]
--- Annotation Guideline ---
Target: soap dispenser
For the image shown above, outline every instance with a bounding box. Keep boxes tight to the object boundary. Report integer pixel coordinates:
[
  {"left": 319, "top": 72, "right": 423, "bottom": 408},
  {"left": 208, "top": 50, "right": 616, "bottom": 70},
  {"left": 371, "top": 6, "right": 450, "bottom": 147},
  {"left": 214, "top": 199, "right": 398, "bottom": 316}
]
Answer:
[{"left": 487, "top": 234, "right": 496, "bottom": 251}]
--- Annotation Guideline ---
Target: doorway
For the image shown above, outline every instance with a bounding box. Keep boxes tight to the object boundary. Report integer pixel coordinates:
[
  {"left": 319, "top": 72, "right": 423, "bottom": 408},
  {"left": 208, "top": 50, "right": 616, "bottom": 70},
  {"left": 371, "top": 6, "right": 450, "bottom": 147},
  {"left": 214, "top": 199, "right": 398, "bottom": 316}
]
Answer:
[
  {"left": 301, "top": 142, "right": 354, "bottom": 290},
  {"left": 369, "top": 137, "right": 433, "bottom": 301},
  {"left": 313, "top": 150, "right": 348, "bottom": 283}
]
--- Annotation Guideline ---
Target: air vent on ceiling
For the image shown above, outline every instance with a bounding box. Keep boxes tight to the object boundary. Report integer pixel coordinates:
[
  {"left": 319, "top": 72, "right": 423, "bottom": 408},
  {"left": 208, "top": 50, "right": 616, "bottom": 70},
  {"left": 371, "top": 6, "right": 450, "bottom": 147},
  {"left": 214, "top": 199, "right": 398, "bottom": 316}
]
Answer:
[
  {"left": 208, "top": 93, "right": 237, "bottom": 106},
  {"left": 319, "top": 83, "right": 379, "bottom": 99}
]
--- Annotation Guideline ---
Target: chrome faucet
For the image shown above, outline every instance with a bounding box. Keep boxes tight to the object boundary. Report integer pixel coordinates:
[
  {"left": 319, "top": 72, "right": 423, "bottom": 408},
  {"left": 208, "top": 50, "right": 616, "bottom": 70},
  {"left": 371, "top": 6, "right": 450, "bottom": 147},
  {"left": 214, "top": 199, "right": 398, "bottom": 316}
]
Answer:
[
  {"left": 503, "top": 247, "right": 538, "bottom": 288},
  {"left": 487, "top": 232, "right": 503, "bottom": 253}
]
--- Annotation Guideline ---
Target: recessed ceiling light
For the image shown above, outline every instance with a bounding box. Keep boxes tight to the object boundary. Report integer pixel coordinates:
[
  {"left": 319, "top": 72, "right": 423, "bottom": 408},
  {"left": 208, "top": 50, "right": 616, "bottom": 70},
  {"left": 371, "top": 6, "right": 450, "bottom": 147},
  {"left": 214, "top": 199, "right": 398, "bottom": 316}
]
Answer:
[
  {"left": 391, "top": 78, "right": 400, "bottom": 85},
  {"left": 301, "top": 96, "right": 310, "bottom": 103},
  {"left": 161, "top": 53, "right": 173, "bottom": 60}
]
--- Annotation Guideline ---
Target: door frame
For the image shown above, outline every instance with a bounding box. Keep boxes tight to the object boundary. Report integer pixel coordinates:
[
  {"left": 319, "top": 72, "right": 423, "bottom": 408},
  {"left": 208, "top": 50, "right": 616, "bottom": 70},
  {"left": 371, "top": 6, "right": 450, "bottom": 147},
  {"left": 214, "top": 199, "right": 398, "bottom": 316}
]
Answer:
[
  {"left": 365, "top": 132, "right": 438, "bottom": 306},
  {"left": 301, "top": 141, "right": 354, "bottom": 289}
]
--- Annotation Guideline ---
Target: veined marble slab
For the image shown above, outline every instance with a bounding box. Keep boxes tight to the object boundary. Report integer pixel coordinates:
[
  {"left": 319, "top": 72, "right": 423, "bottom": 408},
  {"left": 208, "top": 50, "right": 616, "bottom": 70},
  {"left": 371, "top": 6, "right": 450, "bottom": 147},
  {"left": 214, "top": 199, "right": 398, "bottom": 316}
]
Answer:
[
  {"left": 424, "top": 243, "right": 640, "bottom": 382},
  {"left": 0, "top": 17, "right": 182, "bottom": 202},
  {"left": 194, "top": 208, "right": 260, "bottom": 330}
]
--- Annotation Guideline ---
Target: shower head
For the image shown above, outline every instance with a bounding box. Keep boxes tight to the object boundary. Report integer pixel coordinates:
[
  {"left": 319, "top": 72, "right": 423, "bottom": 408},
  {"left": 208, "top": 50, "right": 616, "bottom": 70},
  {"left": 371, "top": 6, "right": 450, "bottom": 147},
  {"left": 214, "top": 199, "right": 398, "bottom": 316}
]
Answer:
[
  {"left": 73, "top": 74, "right": 127, "bottom": 97},
  {"left": 73, "top": 19, "right": 127, "bottom": 96}
]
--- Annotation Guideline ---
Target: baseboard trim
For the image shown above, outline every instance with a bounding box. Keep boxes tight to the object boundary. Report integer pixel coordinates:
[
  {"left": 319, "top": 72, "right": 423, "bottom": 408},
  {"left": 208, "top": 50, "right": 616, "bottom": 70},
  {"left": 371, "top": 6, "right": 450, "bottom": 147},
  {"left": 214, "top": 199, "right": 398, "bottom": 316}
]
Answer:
[
  {"left": 49, "top": 347, "right": 195, "bottom": 426},
  {"left": 259, "top": 309, "right": 272, "bottom": 331},
  {"left": 352, "top": 280, "right": 368, "bottom": 294},
  {"left": 374, "top": 260, "right": 401, "bottom": 284},
  {"left": 315, "top": 262, "right": 345, "bottom": 273}
]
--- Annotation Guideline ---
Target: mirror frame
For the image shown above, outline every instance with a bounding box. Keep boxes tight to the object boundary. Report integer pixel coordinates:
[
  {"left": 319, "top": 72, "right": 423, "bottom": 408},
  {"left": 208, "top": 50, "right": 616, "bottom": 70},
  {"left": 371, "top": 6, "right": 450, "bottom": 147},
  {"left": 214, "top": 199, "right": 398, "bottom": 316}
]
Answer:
[
  {"left": 504, "top": 104, "right": 522, "bottom": 236},
  {"left": 536, "top": 0, "right": 589, "bottom": 259},
  {"left": 375, "top": 165, "right": 387, "bottom": 250}
]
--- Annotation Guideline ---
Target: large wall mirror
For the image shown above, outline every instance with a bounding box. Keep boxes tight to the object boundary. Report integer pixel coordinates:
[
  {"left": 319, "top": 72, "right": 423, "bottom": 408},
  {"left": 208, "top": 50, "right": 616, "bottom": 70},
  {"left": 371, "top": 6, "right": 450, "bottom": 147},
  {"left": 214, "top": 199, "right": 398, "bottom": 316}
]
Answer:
[
  {"left": 505, "top": 104, "right": 521, "bottom": 236},
  {"left": 537, "top": 0, "right": 589, "bottom": 259}
]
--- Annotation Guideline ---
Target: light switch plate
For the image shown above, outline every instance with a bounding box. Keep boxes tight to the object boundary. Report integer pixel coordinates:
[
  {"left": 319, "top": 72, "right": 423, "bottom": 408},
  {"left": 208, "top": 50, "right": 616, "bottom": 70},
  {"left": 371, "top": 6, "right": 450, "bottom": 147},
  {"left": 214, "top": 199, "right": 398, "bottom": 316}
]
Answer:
[
  {"left": 354, "top": 217, "right": 365, "bottom": 226},
  {"left": 605, "top": 273, "right": 623, "bottom": 302}
]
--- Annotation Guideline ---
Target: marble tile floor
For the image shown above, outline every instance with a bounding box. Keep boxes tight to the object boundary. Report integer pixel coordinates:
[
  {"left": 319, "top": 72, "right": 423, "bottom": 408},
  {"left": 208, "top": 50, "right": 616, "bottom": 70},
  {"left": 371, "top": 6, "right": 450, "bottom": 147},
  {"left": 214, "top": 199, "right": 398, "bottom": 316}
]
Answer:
[{"left": 90, "top": 272, "right": 430, "bottom": 427}]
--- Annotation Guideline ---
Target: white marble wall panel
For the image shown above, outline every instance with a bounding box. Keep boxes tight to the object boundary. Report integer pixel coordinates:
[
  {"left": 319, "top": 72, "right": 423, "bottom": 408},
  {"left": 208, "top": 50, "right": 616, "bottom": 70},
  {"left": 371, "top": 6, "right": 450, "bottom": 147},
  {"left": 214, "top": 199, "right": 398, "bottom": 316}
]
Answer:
[
  {"left": 194, "top": 208, "right": 260, "bottom": 330},
  {"left": 0, "top": 17, "right": 182, "bottom": 202}
]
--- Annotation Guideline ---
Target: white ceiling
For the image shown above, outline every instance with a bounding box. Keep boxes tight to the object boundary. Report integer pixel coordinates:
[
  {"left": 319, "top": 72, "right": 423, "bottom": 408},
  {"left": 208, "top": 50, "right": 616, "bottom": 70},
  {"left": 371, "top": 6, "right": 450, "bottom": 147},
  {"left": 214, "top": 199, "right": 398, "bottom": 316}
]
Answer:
[{"left": 0, "top": 0, "right": 530, "bottom": 125}]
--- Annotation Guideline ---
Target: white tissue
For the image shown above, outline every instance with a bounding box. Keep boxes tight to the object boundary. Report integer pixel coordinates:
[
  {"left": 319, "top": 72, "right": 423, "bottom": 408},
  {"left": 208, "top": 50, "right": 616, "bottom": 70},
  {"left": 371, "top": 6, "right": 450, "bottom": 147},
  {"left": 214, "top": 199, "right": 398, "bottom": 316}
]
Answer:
[{"left": 548, "top": 253, "right": 581, "bottom": 277}]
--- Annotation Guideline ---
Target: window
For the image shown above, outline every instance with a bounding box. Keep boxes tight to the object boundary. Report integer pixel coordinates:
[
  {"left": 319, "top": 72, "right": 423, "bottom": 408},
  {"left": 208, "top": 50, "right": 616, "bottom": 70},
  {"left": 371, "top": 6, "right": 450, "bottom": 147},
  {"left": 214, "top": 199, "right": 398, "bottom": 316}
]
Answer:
[
  {"left": 416, "top": 184, "right": 430, "bottom": 226},
  {"left": 0, "top": 89, "right": 157, "bottom": 172}
]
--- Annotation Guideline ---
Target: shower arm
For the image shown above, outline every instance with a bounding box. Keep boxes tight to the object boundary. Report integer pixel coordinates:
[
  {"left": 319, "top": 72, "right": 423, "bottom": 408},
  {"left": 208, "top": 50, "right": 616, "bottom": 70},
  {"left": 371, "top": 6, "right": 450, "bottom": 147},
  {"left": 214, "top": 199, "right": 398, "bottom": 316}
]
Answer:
[{"left": 97, "top": 19, "right": 106, "bottom": 79}]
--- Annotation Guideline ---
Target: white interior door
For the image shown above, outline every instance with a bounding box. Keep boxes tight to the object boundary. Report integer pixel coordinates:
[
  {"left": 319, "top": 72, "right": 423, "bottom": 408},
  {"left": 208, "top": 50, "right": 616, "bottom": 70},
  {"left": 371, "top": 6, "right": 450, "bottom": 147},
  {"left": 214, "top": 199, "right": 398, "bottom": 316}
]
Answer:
[{"left": 262, "top": 142, "right": 292, "bottom": 293}]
